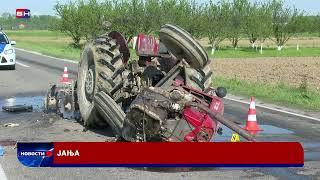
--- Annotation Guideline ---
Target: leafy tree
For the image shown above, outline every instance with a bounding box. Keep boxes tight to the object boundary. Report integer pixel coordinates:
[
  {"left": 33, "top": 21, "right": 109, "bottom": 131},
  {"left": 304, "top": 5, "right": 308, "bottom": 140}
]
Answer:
[
  {"left": 256, "top": 2, "right": 272, "bottom": 54},
  {"left": 316, "top": 15, "right": 320, "bottom": 37},
  {"left": 227, "top": 0, "right": 250, "bottom": 49},
  {"left": 79, "top": 0, "right": 105, "bottom": 40},
  {"left": 143, "top": 0, "right": 162, "bottom": 34},
  {"left": 270, "top": 0, "right": 303, "bottom": 50},
  {"left": 243, "top": 2, "right": 259, "bottom": 49},
  {"left": 54, "top": 1, "right": 86, "bottom": 47},
  {"left": 109, "top": 0, "right": 145, "bottom": 42},
  {"left": 202, "top": 0, "right": 230, "bottom": 54},
  {"left": 160, "top": 0, "right": 179, "bottom": 25},
  {"left": 50, "top": 0, "right": 313, "bottom": 51},
  {"left": 54, "top": 0, "right": 107, "bottom": 46},
  {"left": 176, "top": 0, "right": 203, "bottom": 37}
]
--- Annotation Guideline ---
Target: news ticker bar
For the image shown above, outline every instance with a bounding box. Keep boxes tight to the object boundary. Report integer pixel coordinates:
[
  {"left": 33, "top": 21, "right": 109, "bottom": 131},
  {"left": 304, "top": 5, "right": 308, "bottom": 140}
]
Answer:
[{"left": 17, "top": 142, "right": 304, "bottom": 167}]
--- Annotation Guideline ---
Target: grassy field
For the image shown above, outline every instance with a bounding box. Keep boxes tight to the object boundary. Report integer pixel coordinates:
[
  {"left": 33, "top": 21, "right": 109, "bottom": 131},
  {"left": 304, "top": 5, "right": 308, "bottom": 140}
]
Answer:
[
  {"left": 213, "top": 76, "right": 320, "bottom": 110},
  {"left": 6, "top": 30, "right": 81, "bottom": 60},
  {"left": 6, "top": 30, "right": 320, "bottom": 110}
]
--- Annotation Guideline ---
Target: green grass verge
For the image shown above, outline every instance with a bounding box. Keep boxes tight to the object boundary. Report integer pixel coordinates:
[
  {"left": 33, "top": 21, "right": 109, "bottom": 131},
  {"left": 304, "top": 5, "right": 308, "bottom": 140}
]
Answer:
[
  {"left": 207, "top": 47, "right": 320, "bottom": 58},
  {"left": 6, "top": 30, "right": 80, "bottom": 60},
  {"left": 213, "top": 76, "right": 320, "bottom": 111},
  {"left": 6, "top": 30, "right": 67, "bottom": 37},
  {"left": 15, "top": 41, "right": 81, "bottom": 60}
]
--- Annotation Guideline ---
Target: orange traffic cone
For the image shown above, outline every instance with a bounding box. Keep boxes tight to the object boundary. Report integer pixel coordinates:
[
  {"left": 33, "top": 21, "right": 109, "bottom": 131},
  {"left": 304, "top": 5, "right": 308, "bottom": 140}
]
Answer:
[
  {"left": 245, "top": 97, "right": 262, "bottom": 134},
  {"left": 60, "top": 65, "right": 71, "bottom": 84}
]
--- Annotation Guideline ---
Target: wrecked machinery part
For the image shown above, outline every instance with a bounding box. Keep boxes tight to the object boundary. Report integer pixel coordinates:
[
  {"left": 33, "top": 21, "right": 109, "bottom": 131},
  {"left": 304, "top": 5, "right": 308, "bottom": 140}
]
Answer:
[
  {"left": 185, "top": 102, "right": 257, "bottom": 142},
  {"left": 108, "top": 31, "right": 130, "bottom": 63},
  {"left": 121, "top": 87, "right": 220, "bottom": 142},
  {"left": 44, "top": 84, "right": 58, "bottom": 113},
  {"left": 154, "top": 59, "right": 213, "bottom": 92},
  {"left": 2, "top": 105, "right": 33, "bottom": 112},
  {"left": 159, "top": 24, "right": 209, "bottom": 69},
  {"left": 155, "top": 61, "right": 183, "bottom": 88},
  {"left": 121, "top": 88, "right": 174, "bottom": 142},
  {"left": 73, "top": 80, "right": 81, "bottom": 120},
  {"left": 57, "top": 81, "right": 76, "bottom": 119},
  {"left": 44, "top": 82, "right": 80, "bottom": 120}
]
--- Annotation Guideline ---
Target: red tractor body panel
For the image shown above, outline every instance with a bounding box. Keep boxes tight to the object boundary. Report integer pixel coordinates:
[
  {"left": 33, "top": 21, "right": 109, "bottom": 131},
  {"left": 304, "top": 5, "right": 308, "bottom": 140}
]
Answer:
[
  {"left": 135, "top": 34, "right": 159, "bottom": 57},
  {"left": 173, "top": 83, "right": 224, "bottom": 142}
]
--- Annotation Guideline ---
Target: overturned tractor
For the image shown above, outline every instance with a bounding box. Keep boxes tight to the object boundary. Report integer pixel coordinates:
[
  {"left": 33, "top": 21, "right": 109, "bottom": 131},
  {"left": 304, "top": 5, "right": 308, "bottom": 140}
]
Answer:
[{"left": 75, "top": 24, "right": 255, "bottom": 142}]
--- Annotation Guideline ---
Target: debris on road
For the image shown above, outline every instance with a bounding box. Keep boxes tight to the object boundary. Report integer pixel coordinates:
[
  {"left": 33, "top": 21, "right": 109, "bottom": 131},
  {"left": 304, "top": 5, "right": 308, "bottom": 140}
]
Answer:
[
  {"left": 43, "top": 65, "right": 80, "bottom": 120},
  {"left": 44, "top": 79, "right": 79, "bottom": 120},
  {"left": 0, "top": 140, "right": 16, "bottom": 146},
  {"left": 2, "top": 105, "right": 33, "bottom": 112},
  {"left": 3, "top": 123, "right": 19, "bottom": 127}
]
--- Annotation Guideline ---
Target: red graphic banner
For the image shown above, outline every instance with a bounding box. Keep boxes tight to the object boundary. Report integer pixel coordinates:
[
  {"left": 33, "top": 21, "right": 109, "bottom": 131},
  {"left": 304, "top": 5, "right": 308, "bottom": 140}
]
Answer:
[{"left": 52, "top": 142, "right": 304, "bottom": 167}]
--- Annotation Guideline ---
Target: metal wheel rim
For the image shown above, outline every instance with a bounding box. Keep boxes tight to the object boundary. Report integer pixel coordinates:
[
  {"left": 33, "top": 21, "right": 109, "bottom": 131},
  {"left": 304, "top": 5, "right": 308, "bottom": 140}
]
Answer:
[{"left": 85, "top": 67, "right": 94, "bottom": 101}]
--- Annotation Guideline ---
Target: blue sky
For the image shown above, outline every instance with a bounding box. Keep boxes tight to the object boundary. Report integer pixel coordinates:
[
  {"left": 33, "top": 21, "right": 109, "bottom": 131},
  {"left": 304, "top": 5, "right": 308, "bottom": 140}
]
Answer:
[{"left": 0, "top": 0, "right": 319, "bottom": 16}]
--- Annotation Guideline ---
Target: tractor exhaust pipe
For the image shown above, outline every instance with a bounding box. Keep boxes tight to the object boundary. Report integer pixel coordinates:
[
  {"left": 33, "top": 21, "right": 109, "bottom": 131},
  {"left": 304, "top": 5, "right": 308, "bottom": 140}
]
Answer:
[{"left": 185, "top": 102, "right": 257, "bottom": 142}]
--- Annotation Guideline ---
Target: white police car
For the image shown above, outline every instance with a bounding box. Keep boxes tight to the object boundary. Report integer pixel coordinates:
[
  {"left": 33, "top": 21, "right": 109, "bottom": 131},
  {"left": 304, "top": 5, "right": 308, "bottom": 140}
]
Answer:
[{"left": 0, "top": 31, "right": 16, "bottom": 70}]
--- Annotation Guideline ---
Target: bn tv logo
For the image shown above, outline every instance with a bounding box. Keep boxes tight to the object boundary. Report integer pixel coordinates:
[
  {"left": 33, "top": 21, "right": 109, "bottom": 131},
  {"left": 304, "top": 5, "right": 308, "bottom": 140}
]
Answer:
[{"left": 16, "top": 9, "right": 31, "bottom": 19}]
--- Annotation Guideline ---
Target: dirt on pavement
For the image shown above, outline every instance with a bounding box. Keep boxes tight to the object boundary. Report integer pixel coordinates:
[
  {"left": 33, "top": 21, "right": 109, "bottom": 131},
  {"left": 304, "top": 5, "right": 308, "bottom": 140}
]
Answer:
[{"left": 212, "top": 56, "right": 320, "bottom": 91}]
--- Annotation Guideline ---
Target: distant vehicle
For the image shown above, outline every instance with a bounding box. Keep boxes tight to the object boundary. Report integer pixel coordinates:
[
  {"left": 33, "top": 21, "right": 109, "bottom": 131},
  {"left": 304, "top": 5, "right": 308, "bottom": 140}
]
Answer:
[{"left": 0, "top": 30, "right": 16, "bottom": 70}]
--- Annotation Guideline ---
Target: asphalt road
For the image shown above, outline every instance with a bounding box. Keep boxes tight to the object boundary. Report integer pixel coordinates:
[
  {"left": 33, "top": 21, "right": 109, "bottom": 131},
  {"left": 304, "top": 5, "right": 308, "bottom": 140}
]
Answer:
[{"left": 0, "top": 49, "right": 319, "bottom": 180}]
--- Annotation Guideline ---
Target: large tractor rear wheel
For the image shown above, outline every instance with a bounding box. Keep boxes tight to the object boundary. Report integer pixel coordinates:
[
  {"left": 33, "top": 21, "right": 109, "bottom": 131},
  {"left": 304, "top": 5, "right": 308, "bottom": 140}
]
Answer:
[{"left": 77, "top": 35, "right": 125, "bottom": 129}]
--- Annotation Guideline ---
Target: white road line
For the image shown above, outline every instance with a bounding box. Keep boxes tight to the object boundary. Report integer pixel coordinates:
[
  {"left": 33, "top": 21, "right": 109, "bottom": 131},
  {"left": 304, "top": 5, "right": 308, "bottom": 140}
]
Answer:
[
  {"left": 225, "top": 97, "right": 320, "bottom": 122},
  {"left": 0, "top": 164, "right": 7, "bottom": 180},
  {"left": 16, "top": 61, "right": 30, "bottom": 68}
]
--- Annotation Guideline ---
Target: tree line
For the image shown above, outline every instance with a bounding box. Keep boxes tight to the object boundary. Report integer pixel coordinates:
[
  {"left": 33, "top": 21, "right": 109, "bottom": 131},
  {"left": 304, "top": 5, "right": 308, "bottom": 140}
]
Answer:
[
  {"left": 53, "top": 0, "right": 320, "bottom": 52},
  {"left": 0, "top": 13, "right": 58, "bottom": 30},
  {"left": 0, "top": 0, "right": 319, "bottom": 52}
]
